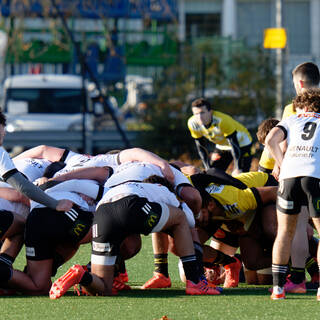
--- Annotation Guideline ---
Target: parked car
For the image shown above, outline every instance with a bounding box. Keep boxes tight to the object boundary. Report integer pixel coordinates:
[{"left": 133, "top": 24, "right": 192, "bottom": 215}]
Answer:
[{"left": 2, "top": 74, "right": 95, "bottom": 132}]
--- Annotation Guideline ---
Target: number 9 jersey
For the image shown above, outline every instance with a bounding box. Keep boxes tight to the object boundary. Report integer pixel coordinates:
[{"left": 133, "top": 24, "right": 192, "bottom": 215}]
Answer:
[{"left": 278, "top": 112, "right": 320, "bottom": 180}]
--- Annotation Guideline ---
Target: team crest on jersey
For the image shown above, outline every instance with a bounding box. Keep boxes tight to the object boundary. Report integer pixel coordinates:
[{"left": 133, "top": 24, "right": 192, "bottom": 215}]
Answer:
[{"left": 206, "top": 184, "right": 224, "bottom": 194}]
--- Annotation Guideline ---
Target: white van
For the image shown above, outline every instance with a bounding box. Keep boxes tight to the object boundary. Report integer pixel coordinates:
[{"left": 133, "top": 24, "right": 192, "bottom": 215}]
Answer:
[{"left": 2, "top": 74, "right": 94, "bottom": 132}]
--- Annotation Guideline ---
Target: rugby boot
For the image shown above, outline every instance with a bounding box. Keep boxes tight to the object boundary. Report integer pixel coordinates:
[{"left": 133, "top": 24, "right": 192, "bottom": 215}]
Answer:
[
  {"left": 50, "top": 264, "right": 85, "bottom": 299},
  {"left": 186, "top": 279, "right": 221, "bottom": 295},
  {"left": 113, "top": 278, "right": 131, "bottom": 291},
  {"left": 118, "top": 271, "right": 129, "bottom": 283},
  {"left": 284, "top": 279, "right": 306, "bottom": 293},
  {"left": 205, "top": 266, "right": 224, "bottom": 285},
  {"left": 270, "top": 286, "right": 285, "bottom": 300},
  {"left": 223, "top": 257, "right": 242, "bottom": 288},
  {"left": 141, "top": 272, "right": 171, "bottom": 289}
]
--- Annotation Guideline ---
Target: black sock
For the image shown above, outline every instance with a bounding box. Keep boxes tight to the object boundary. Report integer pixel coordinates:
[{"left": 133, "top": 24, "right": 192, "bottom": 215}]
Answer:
[
  {"left": 214, "top": 251, "right": 236, "bottom": 266},
  {"left": 272, "top": 264, "right": 288, "bottom": 287},
  {"left": 181, "top": 255, "right": 200, "bottom": 284},
  {"left": 154, "top": 253, "right": 169, "bottom": 278},
  {"left": 0, "top": 253, "right": 14, "bottom": 264},
  {"left": 306, "top": 257, "right": 318, "bottom": 278},
  {"left": 290, "top": 267, "right": 305, "bottom": 284},
  {"left": 193, "top": 241, "right": 204, "bottom": 272},
  {"left": 79, "top": 272, "right": 93, "bottom": 286}
]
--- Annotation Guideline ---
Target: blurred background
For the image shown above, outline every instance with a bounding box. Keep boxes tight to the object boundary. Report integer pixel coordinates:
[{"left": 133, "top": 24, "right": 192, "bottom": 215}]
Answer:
[{"left": 0, "top": 0, "right": 315, "bottom": 164}]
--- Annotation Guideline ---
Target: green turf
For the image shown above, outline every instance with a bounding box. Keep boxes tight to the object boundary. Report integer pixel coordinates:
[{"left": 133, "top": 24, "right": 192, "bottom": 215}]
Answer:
[{"left": 4, "top": 236, "right": 319, "bottom": 320}]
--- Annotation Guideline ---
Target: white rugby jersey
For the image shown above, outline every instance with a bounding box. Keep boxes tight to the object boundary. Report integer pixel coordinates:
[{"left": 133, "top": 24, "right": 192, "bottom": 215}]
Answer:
[
  {"left": 278, "top": 112, "right": 320, "bottom": 180},
  {"left": 98, "top": 182, "right": 195, "bottom": 228},
  {"left": 105, "top": 161, "right": 191, "bottom": 191},
  {"left": 0, "top": 147, "right": 16, "bottom": 177},
  {"left": 0, "top": 198, "right": 29, "bottom": 218},
  {"left": 30, "top": 179, "right": 100, "bottom": 211},
  {"left": 13, "top": 158, "right": 51, "bottom": 182},
  {"left": 54, "top": 151, "right": 119, "bottom": 177},
  {"left": 98, "top": 182, "right": 180, "bottom": 208}
]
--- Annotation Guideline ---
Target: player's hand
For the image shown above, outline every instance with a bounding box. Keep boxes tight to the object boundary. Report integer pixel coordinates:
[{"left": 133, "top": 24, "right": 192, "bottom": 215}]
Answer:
[
  {"left": 34, "top": 177, "right": 49, "bottom": 186},
  {"left": 272, "top": 164, "right": 280, "bottom": 181},
  {"left": 196, "top": 208, "right": 209, "bottom": 227},
  {"left": 159, "top": 162, "right": 174, "bottom": 184},
  {"left": 55, "top": 199, "right": 73, "bottom": 212}
]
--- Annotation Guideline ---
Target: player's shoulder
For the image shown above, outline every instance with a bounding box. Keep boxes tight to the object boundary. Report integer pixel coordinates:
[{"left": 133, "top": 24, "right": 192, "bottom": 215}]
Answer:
[{"left": 187, "top": 115, "right": 201, "bottom": 131}]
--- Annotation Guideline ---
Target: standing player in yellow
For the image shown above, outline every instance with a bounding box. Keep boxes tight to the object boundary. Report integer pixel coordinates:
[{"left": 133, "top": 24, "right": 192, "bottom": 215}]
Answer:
[{"left": 188, "top": 98, "right": 252, "bottom": 174}]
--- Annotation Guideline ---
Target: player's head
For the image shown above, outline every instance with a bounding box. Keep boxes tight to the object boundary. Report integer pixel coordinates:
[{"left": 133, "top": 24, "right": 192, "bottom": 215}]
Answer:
[
  {"left": 293, "top": 88, "right": 320, "bottom": 113},
  {"left": 191, "top": 98, "right": 212, "bottom": 126},
  {"left": 0, "top": 111, "right": 6, "bottom": 146},
  {"left": 257, "top": 118, "right": 280, "bottom": 145},
  {"left": 292, "top": 62, "right": 320, "bottom": 94}
]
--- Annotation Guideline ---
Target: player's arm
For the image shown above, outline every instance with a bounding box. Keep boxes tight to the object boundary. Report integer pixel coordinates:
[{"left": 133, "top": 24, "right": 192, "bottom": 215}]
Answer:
[
  {"left": 4, "top": 170, "right": 72, "bottom": 211},
  {"left": 13, "top": 145, "right": 66, "bottom": 162},
  {"left": 265, "top": 127, "right": 286, "bottom": 168},
  {"left": 194, "top": 137, "right": 211, "bottom": 170},
  {"left": 226, "top": 131, "right": 242, "bottom": 172},
  {"left": 0, "top": 187, "right": 30, "bottom": 206},
  {"left": 118, "top": 147, "right": 174, "bottom": 183},
  {"left": 205, "top": 167, "right": 247, "bottom": 189}
]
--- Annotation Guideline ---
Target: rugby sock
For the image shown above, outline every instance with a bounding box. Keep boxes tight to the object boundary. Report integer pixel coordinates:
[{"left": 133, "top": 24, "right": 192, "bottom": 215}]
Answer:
[
  {"left": 290, "top": 267, "right": 305, "bottom": 284},
  {"left": 79, "top": 272, "right": 93, "bottom": 286},
  {"left": 0, "top": 253, "right": 14, "bottom": 264},
  {"left": 181, "top": 255, "right": 200, "bottom": 284},
  {"left": 154, "top": 253, "right": 169, "bottom": 278},
  {"left": 272, "top": 264, "right": 288, "bottom": 287},
  {"left": 193, "top": 241, "right": 204, "bottom": 271},
  {"left": 306, "top": 256, "right": 318, "bottom": 277}
]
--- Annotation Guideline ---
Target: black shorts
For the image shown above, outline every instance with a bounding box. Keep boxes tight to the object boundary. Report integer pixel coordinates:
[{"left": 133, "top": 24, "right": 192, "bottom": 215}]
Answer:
[
  {"left": 277, "top": 176, "right": 320, "bottom": 217},
  {"left": 211, "top": 144, "right": 252, "bottom": 172},
  {"left": 25, "top": 206, "right": 93, "bottom": 261},
  {"left": 92, "top": 195, "right": 163, "bottom": 260},
  {"left": 0, "top": 210, "right": 14, "bottom": 238}
]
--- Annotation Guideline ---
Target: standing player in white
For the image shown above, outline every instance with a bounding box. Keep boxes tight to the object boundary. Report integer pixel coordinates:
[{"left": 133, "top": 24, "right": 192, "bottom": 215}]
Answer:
[{"left": 266, "top": 88, "right": 320, "bottom": 300}]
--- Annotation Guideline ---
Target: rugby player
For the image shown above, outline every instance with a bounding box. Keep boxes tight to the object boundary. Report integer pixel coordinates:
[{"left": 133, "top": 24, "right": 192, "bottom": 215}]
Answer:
[
  {"left": 187, "top": 98, "right": 252, "bottom": 173},
  {"left": 266, "top": 88, "right": 320, "bottom": 300},
  {"left": 49, "top": 178, "right": 221, "bottom": 298}
]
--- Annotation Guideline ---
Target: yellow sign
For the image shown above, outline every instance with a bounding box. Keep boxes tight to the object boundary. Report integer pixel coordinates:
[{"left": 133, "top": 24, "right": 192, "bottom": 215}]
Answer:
[{"left": 263, "top": 28, "right": 287, "bottom": 49}]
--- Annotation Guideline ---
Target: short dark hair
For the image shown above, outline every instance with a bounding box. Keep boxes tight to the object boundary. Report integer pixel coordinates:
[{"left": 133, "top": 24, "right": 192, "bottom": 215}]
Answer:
[
  {"left": 293, "top": 88, "right": 320, "bottom": 113},
  {"left": 143, "top": 175, "right": 175, "bottom": 193},
  {"left": 292, "top": 62, "right": 320, "bottom": 87},
  {"left": 0, "top": 111, "right": 6, "bottom": 126},
  {"left": 191, "top": 98, "right": 211, "bottom": 110},
  {"left": 257, "top": 118, "right": 280, "bottom": 144}
]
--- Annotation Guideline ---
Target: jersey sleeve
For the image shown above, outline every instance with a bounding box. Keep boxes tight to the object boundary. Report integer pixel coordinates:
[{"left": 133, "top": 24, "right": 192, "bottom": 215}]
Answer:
[
  {"left": 187, "top": 117, "right": 203, "bottom": 139},
  {"left": 0, "top": 147, "right": 17, "bottom": 177},
  {"left": 219, "top": 114, "right": 237, "bottom": 137}
]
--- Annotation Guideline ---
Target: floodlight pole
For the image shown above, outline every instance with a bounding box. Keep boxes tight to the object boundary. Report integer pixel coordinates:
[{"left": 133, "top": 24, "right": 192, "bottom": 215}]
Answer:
[
  {"left": 275, "top": 0, "right": 284, "bottom": 120},
  {"left": 50, "top": 0, "right": 131, "bottom": 152}
]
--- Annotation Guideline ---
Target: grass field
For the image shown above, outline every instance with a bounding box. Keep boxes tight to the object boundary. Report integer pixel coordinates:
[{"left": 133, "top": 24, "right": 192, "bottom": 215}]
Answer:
[{"left": 4, "top": 236, "right": 319, "bottom": 320}]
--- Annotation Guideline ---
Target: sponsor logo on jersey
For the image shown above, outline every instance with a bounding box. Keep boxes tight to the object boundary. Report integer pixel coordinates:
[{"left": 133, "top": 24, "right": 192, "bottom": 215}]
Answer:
[
  {"left": 72, "top": 223, "right": 86, "bottom": 236},
  {"left": 92, "top": 241, "right": 111, "bottom": 253},
  {"left": 26, "top": 247, "right": 35, "bottom": 257},
  {"left": 206, "top": 184, "right": 224, "bottom": 194}
]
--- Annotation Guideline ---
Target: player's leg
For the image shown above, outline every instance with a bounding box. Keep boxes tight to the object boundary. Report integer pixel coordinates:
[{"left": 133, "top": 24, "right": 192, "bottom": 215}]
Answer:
[{"left": 271, "top": 178, "right": 302, "bottom": 300}]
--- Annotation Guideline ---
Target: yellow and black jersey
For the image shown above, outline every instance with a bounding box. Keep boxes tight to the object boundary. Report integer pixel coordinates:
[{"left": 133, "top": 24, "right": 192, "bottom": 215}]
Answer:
[
  {"left": 234, "top": 171, "right": 269, "bottom": 188},
  {"left": 258, "top": 148, "right": 275, "bottom": 173},
  {"left": 187, "top": 110, "right": 252, "bottom": 150},
  {"left": 258, "top": 103, "right": 295, "bottom": 172},
  {"left": 204, "top": 183, "right": 260, "bottom": 233},
  {"left": 282, "top": 103, "right": 295, "bottom": 119}
]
